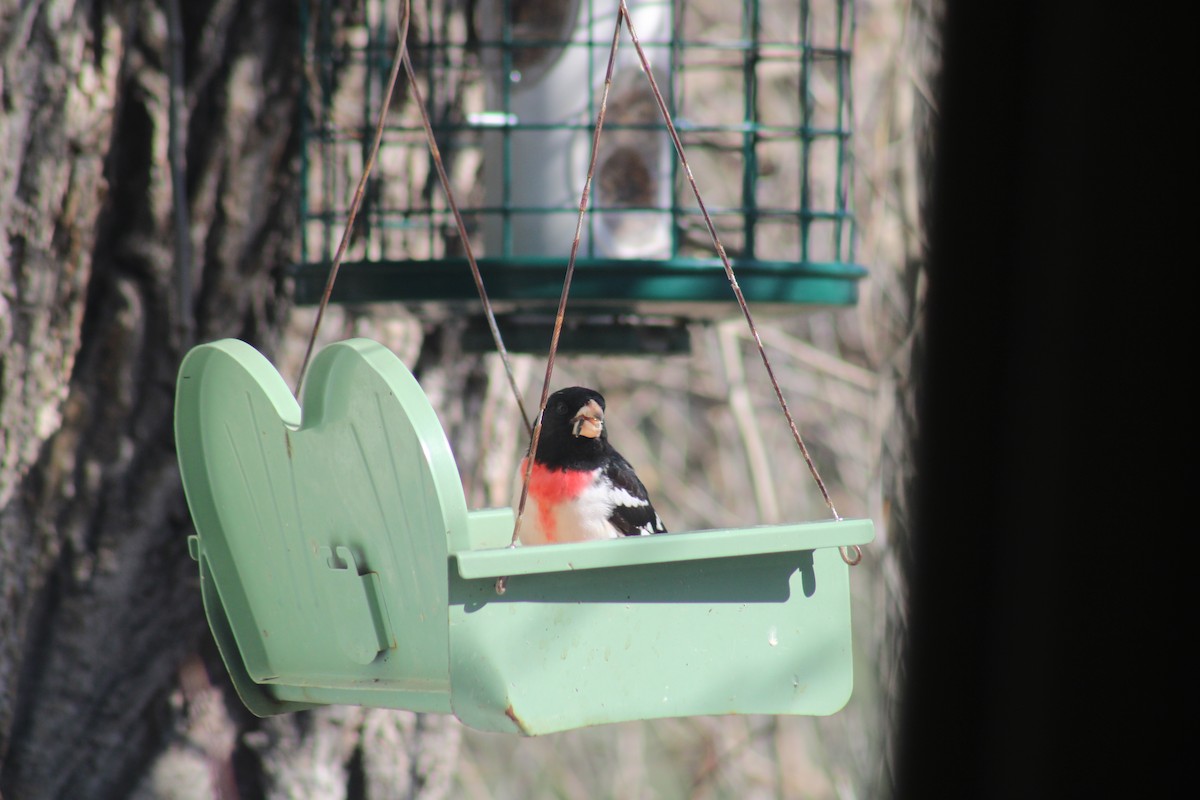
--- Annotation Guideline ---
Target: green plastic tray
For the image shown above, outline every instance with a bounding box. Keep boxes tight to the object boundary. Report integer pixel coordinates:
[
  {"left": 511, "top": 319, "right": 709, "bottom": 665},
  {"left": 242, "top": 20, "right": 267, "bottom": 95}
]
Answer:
[{"left": 174, "top": 338, "right": 874, "bottom": 734}]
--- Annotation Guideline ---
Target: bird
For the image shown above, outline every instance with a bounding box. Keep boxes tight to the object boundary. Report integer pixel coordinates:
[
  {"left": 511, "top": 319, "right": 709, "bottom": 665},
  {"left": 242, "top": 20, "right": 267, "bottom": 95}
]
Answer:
[{"left": 517, "top": 386, "right": 667, "bottom": 545}]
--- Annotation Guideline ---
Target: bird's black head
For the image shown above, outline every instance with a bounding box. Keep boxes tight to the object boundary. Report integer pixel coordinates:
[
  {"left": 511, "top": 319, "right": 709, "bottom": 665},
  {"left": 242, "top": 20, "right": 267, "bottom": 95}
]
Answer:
[{"left": 533, "top": 386, "right": 608, "bottom": 469}]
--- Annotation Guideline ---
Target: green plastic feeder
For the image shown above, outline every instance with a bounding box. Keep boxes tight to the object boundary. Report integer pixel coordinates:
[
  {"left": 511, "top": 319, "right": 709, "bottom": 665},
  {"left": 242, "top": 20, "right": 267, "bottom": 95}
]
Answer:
[{"left": 174, "top": 337, "right": 874, "bottom": 733}]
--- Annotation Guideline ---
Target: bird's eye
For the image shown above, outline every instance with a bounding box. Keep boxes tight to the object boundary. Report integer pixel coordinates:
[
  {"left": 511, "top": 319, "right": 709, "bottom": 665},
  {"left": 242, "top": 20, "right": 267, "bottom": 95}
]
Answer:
[{"left": 555, "top": 401, "right": 568, "bottom": 415}]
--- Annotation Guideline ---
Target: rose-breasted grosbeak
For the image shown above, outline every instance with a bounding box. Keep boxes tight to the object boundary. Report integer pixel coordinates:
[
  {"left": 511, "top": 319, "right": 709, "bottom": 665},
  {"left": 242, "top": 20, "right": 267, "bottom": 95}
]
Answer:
[{"left": 518, "top": 386, "right": 667, "bottom": 545}]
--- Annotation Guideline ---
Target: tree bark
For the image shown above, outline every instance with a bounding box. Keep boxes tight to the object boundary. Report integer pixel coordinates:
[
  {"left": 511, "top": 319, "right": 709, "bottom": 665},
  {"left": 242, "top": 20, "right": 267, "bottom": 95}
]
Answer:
[
  {"left": 1, "top": 1, "right": 300, "bottom": 796},
  {"left": 2, "top": 3, "right": 476, "bottom": 797},
  {"left": 855, "top": 0, "right": 942, "bottom": 794}
]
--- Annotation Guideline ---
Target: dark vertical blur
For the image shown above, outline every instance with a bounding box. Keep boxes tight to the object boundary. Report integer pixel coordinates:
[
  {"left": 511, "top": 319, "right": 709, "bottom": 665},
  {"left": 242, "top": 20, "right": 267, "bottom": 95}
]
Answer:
[{"left": 895, "top": 3, "right": 1173, "bottom": 797}]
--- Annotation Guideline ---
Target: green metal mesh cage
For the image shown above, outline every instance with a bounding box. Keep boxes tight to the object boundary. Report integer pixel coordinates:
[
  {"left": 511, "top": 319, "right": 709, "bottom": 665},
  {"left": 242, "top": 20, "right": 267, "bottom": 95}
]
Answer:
[{"left": 296, "top": 0, "right": 865, "bottom": 340}]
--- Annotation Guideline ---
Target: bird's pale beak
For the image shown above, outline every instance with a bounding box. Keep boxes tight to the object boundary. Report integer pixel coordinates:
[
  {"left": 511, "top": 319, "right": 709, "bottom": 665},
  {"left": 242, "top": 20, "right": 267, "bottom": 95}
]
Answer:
[{"left": 570, "top": 399, "right": 604, "bottom": 439}]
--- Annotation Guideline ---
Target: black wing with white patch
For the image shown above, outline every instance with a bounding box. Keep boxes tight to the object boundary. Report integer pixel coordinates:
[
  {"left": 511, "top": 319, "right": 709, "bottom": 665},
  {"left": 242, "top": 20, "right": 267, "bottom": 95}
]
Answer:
[{"left": 602, "top": 450, "right": 668, "bottom": 536}]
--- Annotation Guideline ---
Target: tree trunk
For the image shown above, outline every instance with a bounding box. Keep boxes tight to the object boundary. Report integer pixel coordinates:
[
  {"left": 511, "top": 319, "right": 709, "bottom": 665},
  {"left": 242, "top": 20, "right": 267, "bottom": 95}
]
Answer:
[
  {"left": 2, "top": 2, "right": 476, "bottom": 796},
  {"left": 852, "top": 0, "right": 942, "bottom": 794},
  {"left": 0, "top": 1, "right": 388, "bottom": 800}
]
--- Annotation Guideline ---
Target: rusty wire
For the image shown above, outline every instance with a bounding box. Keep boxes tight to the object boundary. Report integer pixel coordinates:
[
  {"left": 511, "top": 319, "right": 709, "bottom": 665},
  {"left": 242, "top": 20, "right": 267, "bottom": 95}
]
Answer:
[
  {"left": 296, "top": 0, "right": 531, "bottom": 437},
  {"left": 302, "top": 0, "right": 862, "bottom": 571}
]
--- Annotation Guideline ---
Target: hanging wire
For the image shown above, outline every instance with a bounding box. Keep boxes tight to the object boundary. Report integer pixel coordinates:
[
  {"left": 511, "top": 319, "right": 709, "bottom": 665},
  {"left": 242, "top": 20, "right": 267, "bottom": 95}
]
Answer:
[
  {"left": 501, "top": 1, "right": 861, "bottom": 572},
  {"left": 494, "top": 0, "right": 630, "bottom": 595},
  {"left": 399, "top": 49, "right": 533, "bottom": 434},
  {"left": 294, "top": 1, "right": 411, "bottom": 395},
  {"left": 295, "top": 0, "right": 531, "bottom": 434},
  {"left": 616, "top": 0, "right": 861, "bottom": 566},
  {"left": 303, "top": 0, "right": 861, "bottom": 571}
]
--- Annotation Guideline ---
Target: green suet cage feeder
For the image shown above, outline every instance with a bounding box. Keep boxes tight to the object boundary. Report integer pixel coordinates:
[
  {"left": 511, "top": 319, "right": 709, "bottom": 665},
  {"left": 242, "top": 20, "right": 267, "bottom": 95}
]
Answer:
[{"left": 295, "top": 0, "right": 865, "bottom": 351}]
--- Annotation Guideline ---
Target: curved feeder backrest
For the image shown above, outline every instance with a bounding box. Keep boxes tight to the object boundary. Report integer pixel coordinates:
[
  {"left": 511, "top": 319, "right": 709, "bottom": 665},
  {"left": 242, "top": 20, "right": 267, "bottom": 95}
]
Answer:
[{"left": 176, "top": 339, "right": 468, "bottom": 715}]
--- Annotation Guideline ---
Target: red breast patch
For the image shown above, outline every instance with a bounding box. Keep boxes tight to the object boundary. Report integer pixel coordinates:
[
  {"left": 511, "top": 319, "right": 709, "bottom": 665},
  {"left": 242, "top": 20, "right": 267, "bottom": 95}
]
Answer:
[{"left": 522, "top": 459, "right": 596, "bottom": 541}]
